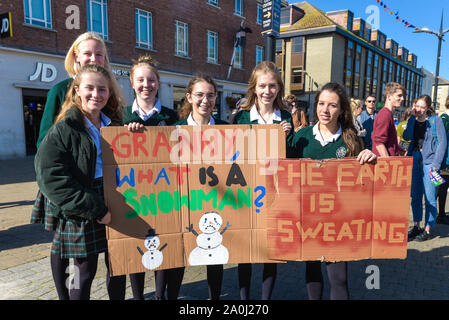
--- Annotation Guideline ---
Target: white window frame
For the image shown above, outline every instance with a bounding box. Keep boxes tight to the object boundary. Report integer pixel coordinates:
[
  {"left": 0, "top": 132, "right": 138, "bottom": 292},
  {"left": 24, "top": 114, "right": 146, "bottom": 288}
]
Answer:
[
  {"left": 207, "top": 0, "right": 219, "bottom": 7},
  {"left": 24, "top": 0, "right": 52, "bottom": 29},
  {"left": 257, "top": 3, "right": 262, "bottom": 25},
  {"left": 207, "top": 30, "right": 218, "bottom": 64},
  {"left": 234, "top": 0, "right": 243, "bottom": 16},
  {"left": 87, "top": 0, "right": 108, "bottom": 40},
  {"left": 175, "top": 20, "right": 189, "bottom": 57},
  {"left": 233, "top": 45, "right": 243, "bottom": 69},
  {"left": 135, "top": 9, "right": 153, "bottom": 50},
  {"left": 256, "top": 46, "right": 264, "bottom": 65}
]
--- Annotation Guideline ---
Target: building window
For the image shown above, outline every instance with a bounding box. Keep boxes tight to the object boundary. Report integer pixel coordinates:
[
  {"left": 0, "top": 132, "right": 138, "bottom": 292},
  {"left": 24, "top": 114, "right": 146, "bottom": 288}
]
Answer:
[
  {"left": 275, "top": 39, "right": 283, "bottom": 53},
  {"left": 175, "top": 20, "right": 189, "bottom": 57},
  {"left": 344, "top": 40, "right": 354, "bottom": 95},
  {"left": 366, "top": 28, "right": 371, "bottom": 42},
  {"left": 208, "top": 0, "right": 218, "bottom": 7},
  {"left": 292, "top": 67, "right": 303, "bottom": 84},
  {"left": 87, "top": 0, "right": 108, "bottom": 40},
  {"left": 372, "top": 53, "right": 379, "bottom": 98},
  {"left": 234, "top": 45, "right": 243, "bottom": 69},
  {"left": 257, "top": 3, "right": 262, "bottom": 24},
  {"left": 281, "top": 7, "right": 290, "bottom": 24},
  {"left": 207, "top": 30, "right": 218, "bottom": 63},
  {"left": 292, "top": 37, "right": 303, "bottom": 53},
  {"left": 347, "top": 14, "right": 353, "bottom": 31},
  {"left": 234, "top": 0, "right": 243, "bottom": 16},
  {"left": 135, "top": 9, "right": 152, "bottom": 49},
  {"left": 256, "top": 46, "right": 264, "bottom": 65},
  {"left": 354, "top": 45, "right": 362, "bottom": 98},
  {"left": 365, "top": 50, "right": 373, "bottom": 95},
  {"left": 24, "top": 0, "right": 52, "bottom": 29}
]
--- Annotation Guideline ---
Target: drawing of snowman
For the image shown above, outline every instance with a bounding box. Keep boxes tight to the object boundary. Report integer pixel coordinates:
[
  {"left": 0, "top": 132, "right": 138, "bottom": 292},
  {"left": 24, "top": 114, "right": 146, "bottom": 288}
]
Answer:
[
  {"left": 187, "top": 211, "right": 231, "bottom": 266},
  {"left": 137, "top": 230, "right": 167, "bottom": 270}
]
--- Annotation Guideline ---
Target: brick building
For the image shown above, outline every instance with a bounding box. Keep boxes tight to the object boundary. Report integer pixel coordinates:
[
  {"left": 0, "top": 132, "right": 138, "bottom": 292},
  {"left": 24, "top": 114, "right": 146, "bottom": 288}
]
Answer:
[
  {"left": 0, "top": 0, "right": 266, "bottom": 159},
  {"left": 277, "top": 2, "right": 424, "bottom": 122}
]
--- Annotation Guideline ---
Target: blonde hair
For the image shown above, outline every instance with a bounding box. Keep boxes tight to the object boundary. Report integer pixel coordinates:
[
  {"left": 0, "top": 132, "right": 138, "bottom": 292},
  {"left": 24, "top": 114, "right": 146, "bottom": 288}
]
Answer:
[
  {"left": 178, "top": 75, "right": 217, "bottom": 120},
  {"left": 64, "top": 32, "right": 110, "bottom": 77},
  {"left": 130, "top": 55, "right": 160, "bottom": 85},
  {"left": 350, "top": 98, "right": 363, "bottom": 113},
  {"left": 240, "top": 61, "right": 286, "bottom": 111},
  {"left": 56, "top": 64, "right": 124, "bottom": 123}
]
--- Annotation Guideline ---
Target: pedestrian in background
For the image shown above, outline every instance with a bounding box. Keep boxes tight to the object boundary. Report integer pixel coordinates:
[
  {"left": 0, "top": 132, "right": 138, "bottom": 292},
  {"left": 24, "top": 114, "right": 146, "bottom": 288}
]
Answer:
[
  {"left": 30, "top": 32, "right": 120, "bottom": 300},
  {"left": 123, "top": 56, "right": 180, "bottom": 300},
  {"left": 35, "top": 64, "right": 123, "bottom": 299},
  {"left": 350, "top": 98, "right": 367, "bottom": 138},
  {"left": 372, "top": 83, "right": 405, "bottom": 157},
  {"left": 289, "top": 82, "right": 377, "bottom": 300},
  {"left": 285, "top": 94, "right": 308, "bottom": 132},
  {"left": 404, "top": 95, "right": 447, "bottom": 241},
  {"left": 397, "top": 106, "right": 413, "bottom": 156},
  {"left": 233, "top": 61, "right": 292, "bottom": 300},
  {"left": 436, "top": 95, "right": 449, "bottom": 225},
  {"left": 358, "top": 95, "right": 378, "bottom": 150}
]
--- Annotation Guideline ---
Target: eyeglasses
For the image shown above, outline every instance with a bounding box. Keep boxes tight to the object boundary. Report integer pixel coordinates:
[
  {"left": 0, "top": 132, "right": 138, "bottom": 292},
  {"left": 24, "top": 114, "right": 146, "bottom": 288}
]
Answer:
[
  {"left": 366, "top": 100, "right": 376, "bottom": 103},
  {"left": 191, "top": 92, "right": 216, "bottom": 101}
]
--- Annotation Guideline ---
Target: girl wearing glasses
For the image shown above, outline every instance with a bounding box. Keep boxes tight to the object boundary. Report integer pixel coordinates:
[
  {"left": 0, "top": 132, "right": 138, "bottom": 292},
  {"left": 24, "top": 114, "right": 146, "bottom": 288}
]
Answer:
[
  {"left": 232, "top": 61, "right": 293, "bottom": 300},
  {"left": 174, "top": 75, "right": 228, "bottom": 300}
]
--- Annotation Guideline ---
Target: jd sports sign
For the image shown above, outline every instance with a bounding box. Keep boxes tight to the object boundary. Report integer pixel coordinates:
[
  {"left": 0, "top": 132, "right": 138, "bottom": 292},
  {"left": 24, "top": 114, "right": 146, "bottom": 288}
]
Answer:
[{"left": 0, "top": 12, "right": 12, "bottom": 39}]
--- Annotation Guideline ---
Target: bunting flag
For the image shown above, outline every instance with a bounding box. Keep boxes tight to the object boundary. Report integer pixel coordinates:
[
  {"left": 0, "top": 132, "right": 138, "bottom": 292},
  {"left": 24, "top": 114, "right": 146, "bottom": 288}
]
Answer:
[{"left": 375, "top": 0, "right": 422, "bottom": 32}]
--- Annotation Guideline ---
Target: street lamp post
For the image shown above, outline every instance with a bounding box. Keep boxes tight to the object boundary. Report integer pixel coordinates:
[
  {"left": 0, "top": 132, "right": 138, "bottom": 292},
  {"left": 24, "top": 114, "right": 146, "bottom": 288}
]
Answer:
[{"left": 414, "top": 10, "right": 449, "bottom": 110}]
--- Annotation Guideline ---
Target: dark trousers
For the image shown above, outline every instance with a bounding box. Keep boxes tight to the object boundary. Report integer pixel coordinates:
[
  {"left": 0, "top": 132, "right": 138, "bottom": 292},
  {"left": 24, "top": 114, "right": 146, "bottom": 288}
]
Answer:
[
  {"left": 238, "top": 263, "right": 277, "bottom": 300},
  {"left": 50, "top": 252, "right": 145, "bottom": 300},
  {"left": 154, "top": 267, "right": 185, "bottom": 300},
  {"left": 305, "top": 261, "right": 349, "bottom": 300}
]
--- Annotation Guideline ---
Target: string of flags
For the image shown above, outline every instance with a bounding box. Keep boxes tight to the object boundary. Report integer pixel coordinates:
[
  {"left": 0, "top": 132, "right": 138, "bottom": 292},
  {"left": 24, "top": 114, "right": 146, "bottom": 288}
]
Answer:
[{"left": 376, "top": 0, "right": 422, "bottom": 32}]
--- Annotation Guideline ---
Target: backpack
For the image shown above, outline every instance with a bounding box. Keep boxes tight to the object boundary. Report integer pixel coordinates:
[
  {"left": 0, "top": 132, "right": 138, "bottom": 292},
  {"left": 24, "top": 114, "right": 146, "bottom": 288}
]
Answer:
[{"left": 430, "top": 114, "right": 449, "bottom": 170}]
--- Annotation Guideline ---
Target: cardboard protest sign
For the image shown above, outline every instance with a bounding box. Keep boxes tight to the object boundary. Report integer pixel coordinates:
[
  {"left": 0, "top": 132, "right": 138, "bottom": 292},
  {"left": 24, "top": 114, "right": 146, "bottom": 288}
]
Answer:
[
  {"left": 101, "top": 125, "right": 412, "bottom": 276},
  {"left": 265, "top": 157, "right": 412, "bottom": 262},
  {"left": 101, "top": 125, "right": 286, "bottom": 276}
]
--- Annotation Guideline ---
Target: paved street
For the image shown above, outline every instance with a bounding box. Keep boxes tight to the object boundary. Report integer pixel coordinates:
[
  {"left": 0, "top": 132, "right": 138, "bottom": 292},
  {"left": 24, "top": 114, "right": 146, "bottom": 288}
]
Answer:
[{"left": 1, "top": 156, "right": 449, "bottom": 300}]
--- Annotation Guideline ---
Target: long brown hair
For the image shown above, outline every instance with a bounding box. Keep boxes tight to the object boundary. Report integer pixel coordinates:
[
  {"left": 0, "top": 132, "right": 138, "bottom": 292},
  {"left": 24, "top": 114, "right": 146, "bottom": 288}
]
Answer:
[
  {"left": 240, "top": 61, "right": 286, "bottom": 111},
  {"left": 56, "top": 64, "right": 124, "bottom": 123},
  {"left": 314, "top": 83, "right": 363, "bottom": 156},
  {"left": 178, "top": 75, "right": 217, "bottom": 120}
]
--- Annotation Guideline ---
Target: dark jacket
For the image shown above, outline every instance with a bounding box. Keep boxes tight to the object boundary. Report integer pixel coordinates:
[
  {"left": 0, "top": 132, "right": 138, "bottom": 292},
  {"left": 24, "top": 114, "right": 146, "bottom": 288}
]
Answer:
[{"left": 35, "top": 107, "right": 119, "bottom": 221}]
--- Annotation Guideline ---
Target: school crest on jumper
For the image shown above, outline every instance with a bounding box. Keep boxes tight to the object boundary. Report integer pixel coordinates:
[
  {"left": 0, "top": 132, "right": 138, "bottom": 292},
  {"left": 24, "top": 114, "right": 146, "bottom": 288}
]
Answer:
[
  {"left": 158, "top": 120, "right": 167, "bottom": 126},
  {"left": 336, "top": 146, "right": 347, "bottom": 159}
]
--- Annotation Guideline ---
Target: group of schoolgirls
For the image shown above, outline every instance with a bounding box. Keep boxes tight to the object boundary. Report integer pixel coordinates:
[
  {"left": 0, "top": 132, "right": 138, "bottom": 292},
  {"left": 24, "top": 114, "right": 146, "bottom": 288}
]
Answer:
[{"left": 32, "top": 32, "right": 377, "bottom": 301}]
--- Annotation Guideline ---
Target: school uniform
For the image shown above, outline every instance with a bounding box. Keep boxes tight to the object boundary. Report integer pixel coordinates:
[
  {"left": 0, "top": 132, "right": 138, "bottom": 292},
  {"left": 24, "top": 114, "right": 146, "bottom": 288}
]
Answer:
[
  {"left": 175, "top": 112, "right": 228, "bottom": 300},
  {"left": 290, "top": 123, "right": 349, "bottom": 300},
  {"left": 232, "top": 105, "right": 293, "bottom": 300},
  {"left": 122, "top": 98, "right": 178, "bottom": 126},
  {"left": 35, "top": 106, "right": 121, "bottom": 300},
  {"left": 122, "top": 99, "right": 179, "bottom": 300}
]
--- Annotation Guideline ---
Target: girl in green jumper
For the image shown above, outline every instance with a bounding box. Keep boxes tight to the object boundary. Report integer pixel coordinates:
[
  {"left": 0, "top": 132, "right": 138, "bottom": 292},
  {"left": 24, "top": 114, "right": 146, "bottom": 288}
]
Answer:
[
  {"left": 290, "top": 82, "right": 376, "bottom": 299},
  {"left": 123, "top": 56, "right": 180, "bottom": 300},
  {"left": 232, "top": 61, "right": 292, "bottom": 300},
  {"left": 32, "top": 32, "right": 137, "bottom": 300}
]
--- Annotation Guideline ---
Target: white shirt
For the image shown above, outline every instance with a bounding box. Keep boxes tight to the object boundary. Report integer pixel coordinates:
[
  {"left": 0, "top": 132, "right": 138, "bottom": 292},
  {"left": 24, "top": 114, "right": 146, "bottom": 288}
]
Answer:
[
  {"left": 187, "top": 112, "right": 215, "bottom": 126},
  {"left": 249, "top": 105, "right": 282, "bottom": 124},
  {"left": 132, "top": 98, "right": 162, "bottom": 121},
  {"left": 84, "top": 112, "right": 111, "bottom": 179},
  {"left": 312, "top": 122, "right": 342, "bottom": 147}
]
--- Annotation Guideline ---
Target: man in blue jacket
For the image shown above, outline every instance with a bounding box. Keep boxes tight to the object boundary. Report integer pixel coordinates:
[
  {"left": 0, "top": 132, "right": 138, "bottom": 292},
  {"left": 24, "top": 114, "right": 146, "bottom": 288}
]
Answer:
[{"left": 357, "top": 95, "right": 378, "bottom": 150}]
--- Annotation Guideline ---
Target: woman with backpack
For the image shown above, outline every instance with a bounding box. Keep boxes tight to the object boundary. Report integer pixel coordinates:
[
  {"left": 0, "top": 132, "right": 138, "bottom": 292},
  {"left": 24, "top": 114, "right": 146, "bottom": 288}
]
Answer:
[{"left": 403, "top": 95, "right": 447, "bottom": 242}]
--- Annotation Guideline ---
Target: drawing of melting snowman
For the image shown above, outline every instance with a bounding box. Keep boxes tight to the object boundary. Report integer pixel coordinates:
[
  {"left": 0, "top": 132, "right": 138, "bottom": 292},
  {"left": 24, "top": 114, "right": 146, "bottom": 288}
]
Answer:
[
  {"left": 137, "top": 230, "right": 167, "bottom": 270},
  {"left": 187, "top": 211, "right": 231, "bottom": 266}
]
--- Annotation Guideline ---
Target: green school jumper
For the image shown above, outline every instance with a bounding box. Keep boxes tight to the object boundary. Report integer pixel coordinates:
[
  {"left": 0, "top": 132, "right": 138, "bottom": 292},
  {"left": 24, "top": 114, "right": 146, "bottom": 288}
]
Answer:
[
  {"left": 290, "top": 126, "right": 348, "bottom": 160},
  {"left": 122, "top": 105, "right": 178, "bottom": 126},
  {"left": 37, "top": 78, "right": 73, "bottom": 149},
  {"left": 174, "top": 117, "right": 228, "bottom": 125}
]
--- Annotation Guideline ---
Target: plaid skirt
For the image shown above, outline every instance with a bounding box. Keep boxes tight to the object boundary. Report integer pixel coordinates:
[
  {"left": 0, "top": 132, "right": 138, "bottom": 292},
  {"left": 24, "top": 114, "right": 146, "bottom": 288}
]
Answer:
[
  {"left": 30, "top": 189, "right": 58, "bottom": 231},
  {"left": 50, "top": 178, "right": 108, "bottom": 258}
]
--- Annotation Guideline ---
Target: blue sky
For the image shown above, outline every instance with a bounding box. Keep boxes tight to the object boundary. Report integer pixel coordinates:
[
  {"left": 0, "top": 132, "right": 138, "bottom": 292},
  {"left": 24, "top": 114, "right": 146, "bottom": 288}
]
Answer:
[{"left": 287, "top": 0, "right": 449, "bottom": 81}]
